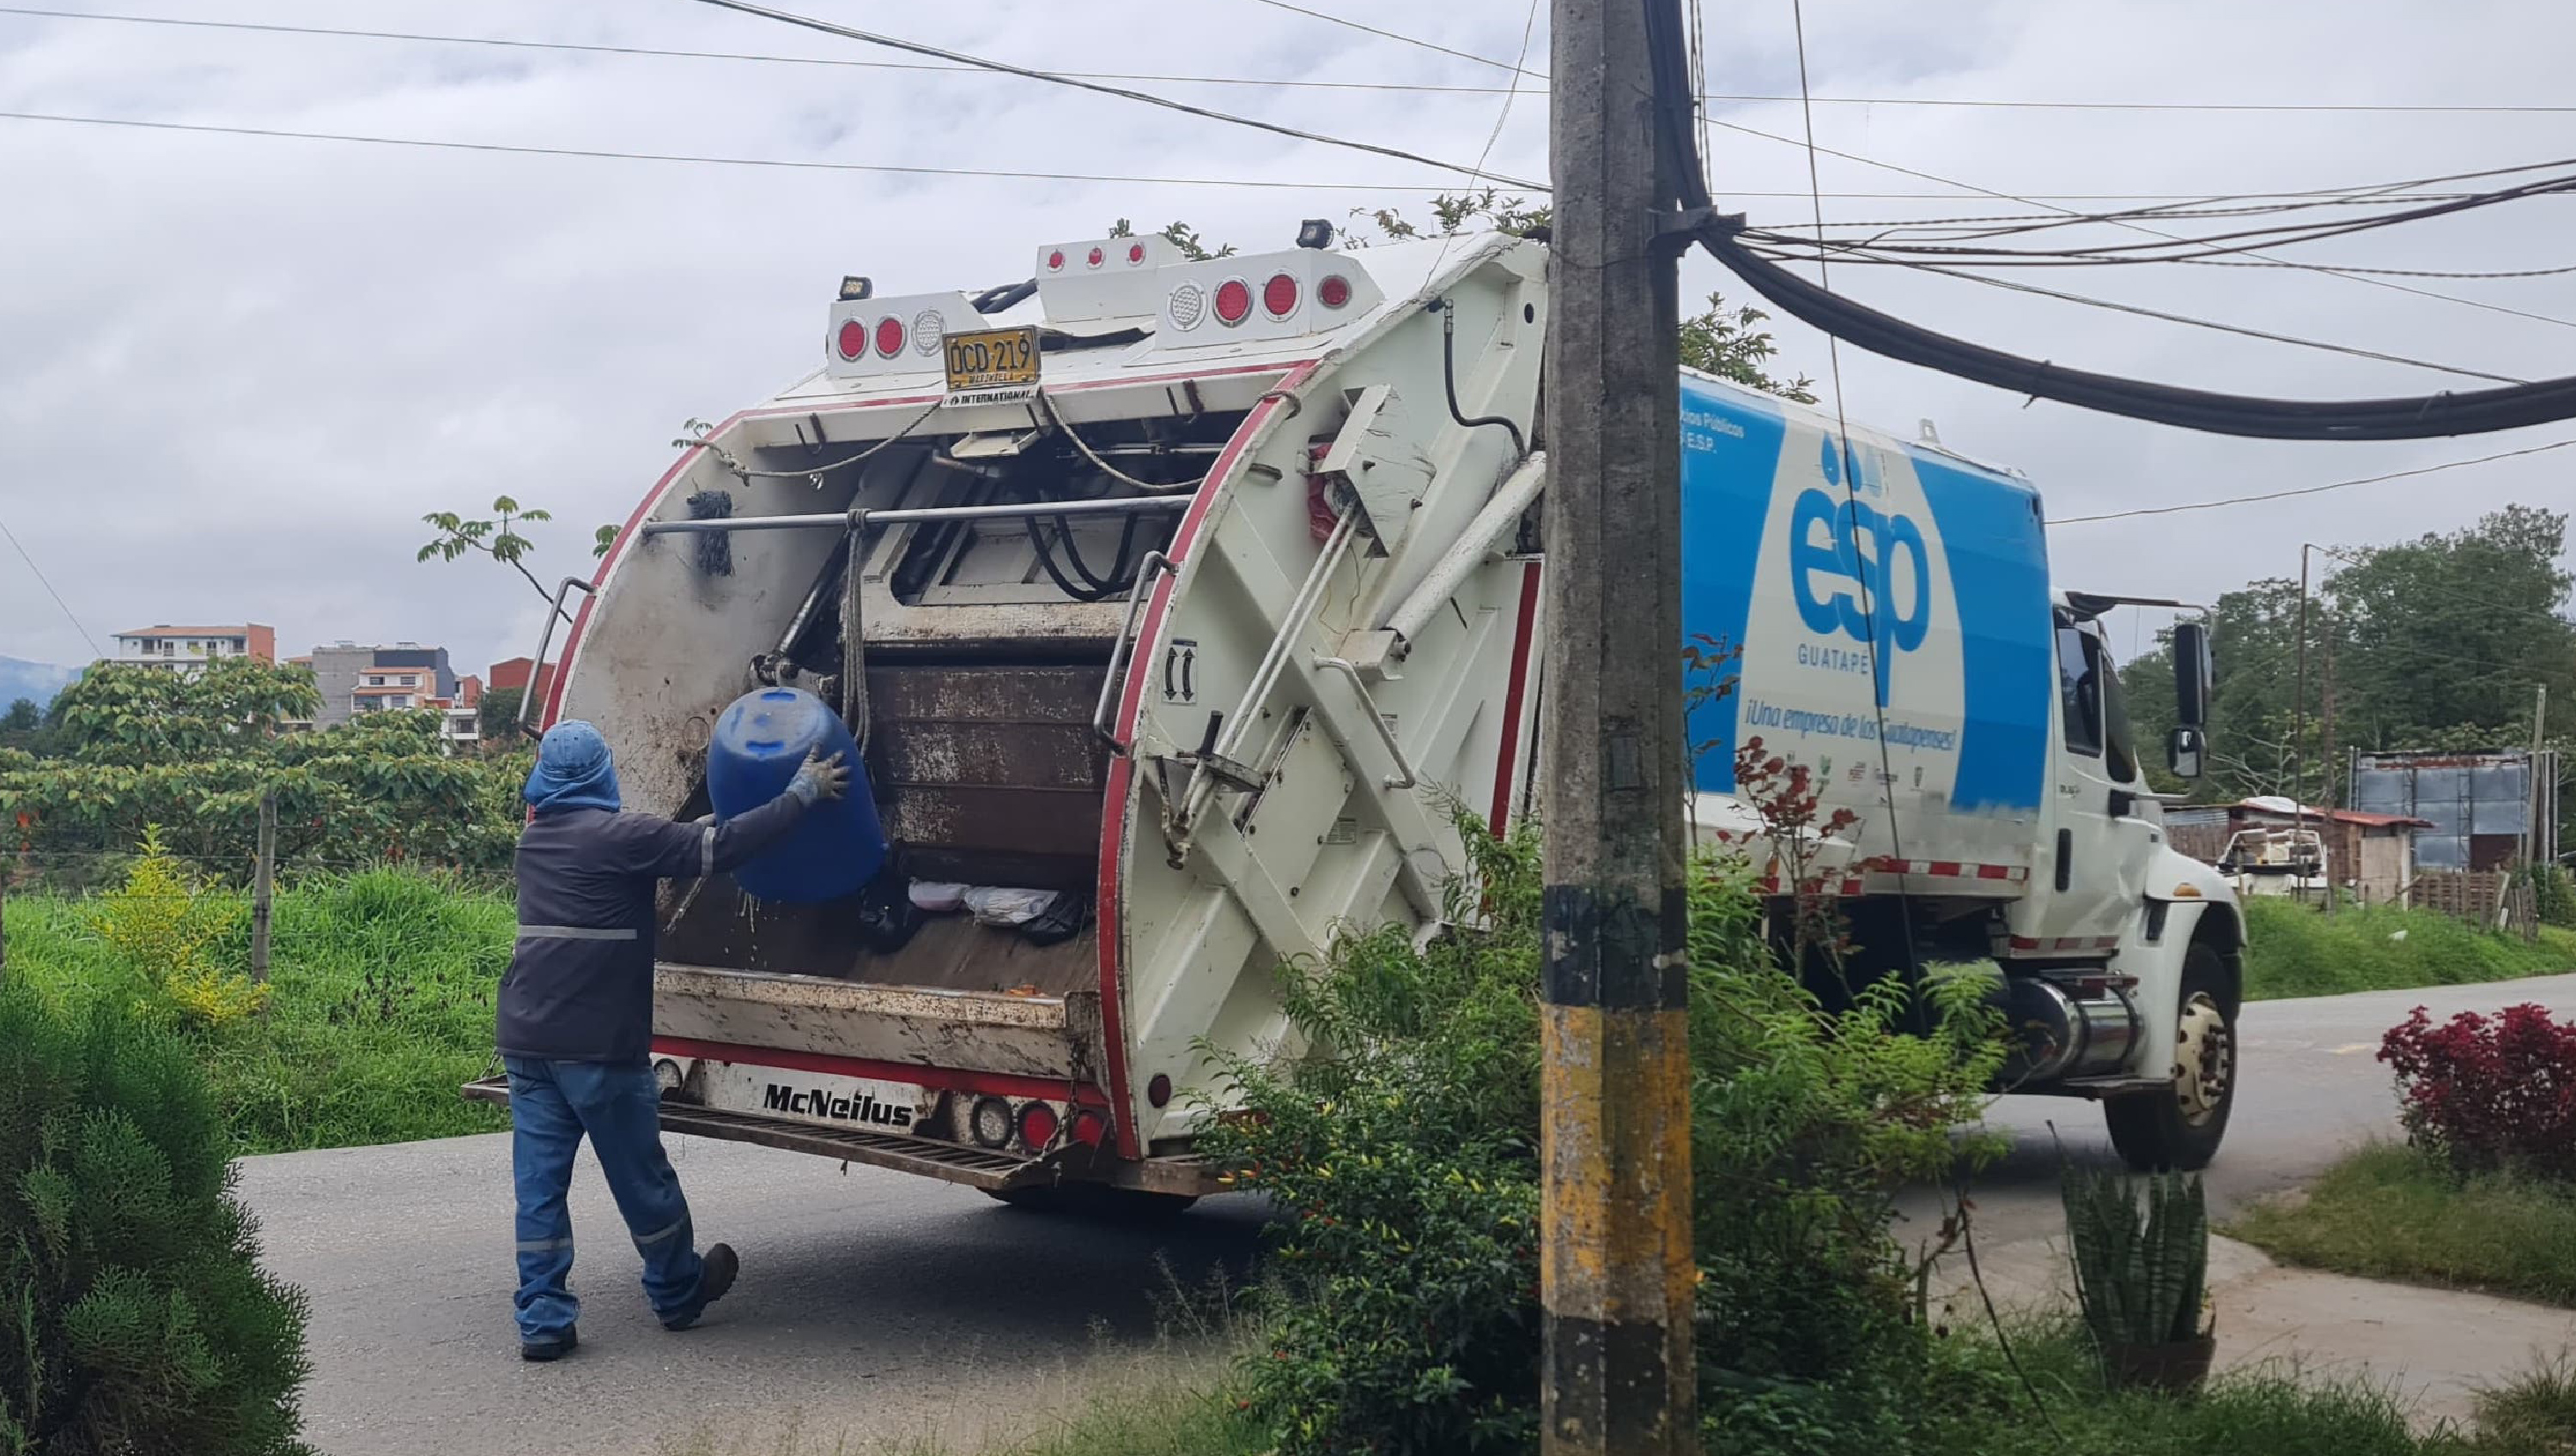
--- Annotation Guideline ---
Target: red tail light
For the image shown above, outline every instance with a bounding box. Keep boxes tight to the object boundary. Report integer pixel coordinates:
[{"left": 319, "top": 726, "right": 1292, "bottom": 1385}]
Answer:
[
  {"left": 1127, "top": 242, "right": 1148, "bottom": 265},
  {"left": 1212, "top": 278, "right": 1254, "bottom": 326},
  {"left": 1318, "top": 274, "right": 1353, "bottom": 310},
  {"left": 1070, "top": 1108, "right": 1109, "bottom": 1149},
  {"left": 1018, "top": 1101, "right": 1060, "bottom": 1150},
  {"left": 1047, "top": 249, "right": 1066, "bottom": 272},
  {"left": 835, "top": 318, "right": 868, "bottom": 361},
  {"left": 874, "top": 316, "right": 906, "bottom": 358},
  {"left": 1262, "top": 273, "right": 1299, "bottom": 318},
  {"left": 1086, "top": 246, "right": 1107, "bottom": 269}
]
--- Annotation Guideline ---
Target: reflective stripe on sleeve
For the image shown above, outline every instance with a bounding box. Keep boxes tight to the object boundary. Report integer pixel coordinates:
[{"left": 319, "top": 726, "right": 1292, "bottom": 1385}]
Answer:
[
  {"left": 517, "top": 925, "right": 640, "bottom": 942},
  {"left": 700, "top": 825, "right": 715, "bottom": 877}
]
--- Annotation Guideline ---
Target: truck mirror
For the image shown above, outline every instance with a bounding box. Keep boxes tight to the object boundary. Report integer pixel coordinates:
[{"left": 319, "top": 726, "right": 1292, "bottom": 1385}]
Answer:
[
  {"left": 2166, "top": 725, "right": 2206, "bottom": 780},
  {"left": 2172, "top": 620, "right": 2214, "bottom": 729}
]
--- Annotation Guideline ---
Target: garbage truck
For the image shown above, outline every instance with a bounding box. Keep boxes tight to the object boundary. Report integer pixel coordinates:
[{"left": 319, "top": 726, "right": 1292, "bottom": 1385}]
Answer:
[{"left": 466, "top": 226, "right": 2242, "bottom": 1204}]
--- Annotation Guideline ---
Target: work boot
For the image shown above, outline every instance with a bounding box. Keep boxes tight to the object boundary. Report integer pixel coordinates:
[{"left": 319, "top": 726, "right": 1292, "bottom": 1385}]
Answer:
[
  {"left": 662, "top": 1243, "right": 738, "bottom": 1332},
  {"left": 520, "top": 1327, "right": 578, "bottom": 1363}
]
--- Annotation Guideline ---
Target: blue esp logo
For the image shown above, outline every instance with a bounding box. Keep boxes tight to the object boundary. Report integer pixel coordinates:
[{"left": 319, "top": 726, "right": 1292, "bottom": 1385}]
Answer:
[{"left": 1789, "top": 485, "right": 1930, "bottom": 706}]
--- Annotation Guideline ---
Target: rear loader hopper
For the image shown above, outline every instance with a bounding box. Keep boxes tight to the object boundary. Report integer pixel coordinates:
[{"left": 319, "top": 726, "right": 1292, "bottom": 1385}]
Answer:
[{"left": 466, "top": 228, "right": 1554, "bottom": 1208}]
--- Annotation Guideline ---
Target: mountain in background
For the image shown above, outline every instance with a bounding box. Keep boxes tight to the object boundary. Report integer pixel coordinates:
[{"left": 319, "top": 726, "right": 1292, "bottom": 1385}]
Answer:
[{"left": 0, "top": 656, "right": 79, "bottom": 711}]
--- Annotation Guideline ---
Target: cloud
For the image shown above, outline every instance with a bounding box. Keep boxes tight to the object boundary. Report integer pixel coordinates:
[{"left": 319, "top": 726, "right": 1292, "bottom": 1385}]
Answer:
[{"left": 0, "top": 0, "right": 2568, "bottom": 677}]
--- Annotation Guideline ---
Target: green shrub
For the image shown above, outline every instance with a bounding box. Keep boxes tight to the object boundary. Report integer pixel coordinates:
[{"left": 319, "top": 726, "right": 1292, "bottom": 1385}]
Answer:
[
  {"left": 1201, "top": 818, "right": 2005, "bottom": 1456},
  {"left": 2240, "top": 897, "right": 2576, "bottom": 1001},
  {"left": 3, "top": 869, "right": 511, "bottom": 1154},
  {"left": 2528, "top": 864, "right": 2576, "bottom": 931},
  {"left": 0, "top": 982, "right": 313, "bottom": 1454}
]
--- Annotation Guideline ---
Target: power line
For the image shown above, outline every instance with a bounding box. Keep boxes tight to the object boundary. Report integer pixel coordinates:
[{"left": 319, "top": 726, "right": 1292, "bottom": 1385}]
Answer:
[
  {"left": 0, "top": 512, "right": 102, "bottom": 657},
  {"left": 9, "top": 111, "right": 2433, "bottom": 204},
  {"left": 1865, "top": 257, "right": 2521, "bottom": 384},
  {"left": 683, "top": 0, "right": 1542, "bottom": 189},
  {"left": 1235, "top": 0, "right": 2576, "bottom": 335},
  {"left": 10, "top": 13, "right": 2572, "bottom": 209},
  {"left": 1240, "top": 0, "right": 1521, "bottom": 76},
  {"left": 0, "top": 109, "right": 1504, "bottom": 191},
  {"left": 2046, "top": 440, "right": 2576, "bottom": 524},
  {"left": 9, "top": 6, "right": 2575, "bottom": 117}
]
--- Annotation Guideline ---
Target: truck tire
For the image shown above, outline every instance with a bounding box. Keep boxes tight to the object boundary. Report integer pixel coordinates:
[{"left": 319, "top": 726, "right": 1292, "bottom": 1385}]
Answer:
[
  {"left": 985, "top": 1185, "right": 1199, "bottom": 1221},
  {"left": 2104, "top": 941, "right": 2237, "bottom": 1172}
]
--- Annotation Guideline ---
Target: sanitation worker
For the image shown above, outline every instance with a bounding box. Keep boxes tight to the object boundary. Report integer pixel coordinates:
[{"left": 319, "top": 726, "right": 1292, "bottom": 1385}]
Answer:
[{"left": 498, "top": 719, "right": 848, "bottom": 1362}]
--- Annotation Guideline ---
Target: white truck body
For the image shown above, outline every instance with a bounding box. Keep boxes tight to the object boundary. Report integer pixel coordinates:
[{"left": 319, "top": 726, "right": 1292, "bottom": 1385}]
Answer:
[{"left": 470, "top": 228, "right": 2242, "bottom": 1195}]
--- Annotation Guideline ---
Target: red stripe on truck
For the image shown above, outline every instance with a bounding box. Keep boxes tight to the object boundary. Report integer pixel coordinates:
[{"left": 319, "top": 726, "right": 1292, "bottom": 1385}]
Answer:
[
  {"left": 652, "top": 1036, "right": 1109, "bottom": 1107},
  {"left": 1490, "top": 561, "right": 1543, "bottom": 831},
  {"left": 1097, "top": 363, "right": 1321, "bottom": 1161}
]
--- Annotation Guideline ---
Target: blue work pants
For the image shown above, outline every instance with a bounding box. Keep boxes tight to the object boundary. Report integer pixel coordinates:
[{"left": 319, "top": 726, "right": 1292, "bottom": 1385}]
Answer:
[{"left": 504, "top": 1057, "right": 704, "bottom": 1341}]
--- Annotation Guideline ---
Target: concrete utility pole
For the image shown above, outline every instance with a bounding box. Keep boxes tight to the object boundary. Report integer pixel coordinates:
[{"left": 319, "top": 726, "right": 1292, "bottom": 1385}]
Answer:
[{"left": 1539, "top": 0, "right": 1695, "bottom": 1447}]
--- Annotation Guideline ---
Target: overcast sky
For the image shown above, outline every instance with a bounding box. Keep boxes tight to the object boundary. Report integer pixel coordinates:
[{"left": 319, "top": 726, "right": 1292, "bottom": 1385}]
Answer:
[{"left": 3, "top": 0, "right": 2570, "bottom": 676}]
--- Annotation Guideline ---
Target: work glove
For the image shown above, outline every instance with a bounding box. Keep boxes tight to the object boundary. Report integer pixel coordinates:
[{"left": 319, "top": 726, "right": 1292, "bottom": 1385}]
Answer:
[{"left": 787, "top": 749, "right": 850, "bottom": 806}]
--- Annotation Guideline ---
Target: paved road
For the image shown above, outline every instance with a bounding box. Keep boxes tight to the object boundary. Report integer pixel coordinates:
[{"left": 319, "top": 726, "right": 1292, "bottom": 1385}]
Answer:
[
  {"left": 243, "top": 974, "right": 2570, "bottom": 1455},
  {"left": 1902, "top": 972, "right": 2576, "bottom": 1250}
]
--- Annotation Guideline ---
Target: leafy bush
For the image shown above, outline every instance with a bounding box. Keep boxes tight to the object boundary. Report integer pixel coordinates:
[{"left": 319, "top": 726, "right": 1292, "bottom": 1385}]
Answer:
[
  {"left": 2380, "top": 1004, "right": 2576, "bottom": 1182},
  {"left": 0, "top": 981, "right": 313, "bottom": 1453},
  {"left": 2528, "top": 864, "right": 2576, "bottom": 931},
  {"left": 1201, "top": 818, "right": 2004, "bottom": 1456},
  {"left": 88, "top": 827, "right": 269, "bottom": 1029}
]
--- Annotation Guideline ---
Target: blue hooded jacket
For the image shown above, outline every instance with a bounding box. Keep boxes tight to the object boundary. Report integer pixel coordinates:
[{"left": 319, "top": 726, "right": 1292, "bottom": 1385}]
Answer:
[
  {"left": 525, "top": 720, "right": 623, "bottom": 814},
  {"left": 499, "top": 721, "right": 810, "bottom": 1062}
]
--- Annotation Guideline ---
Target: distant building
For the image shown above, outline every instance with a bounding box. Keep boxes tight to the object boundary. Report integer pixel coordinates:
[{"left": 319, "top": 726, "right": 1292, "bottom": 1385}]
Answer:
[
  {"left": 486, "top": 656, "right": 556, "bottom": 706},
  {"left": 303, "top": 641, "right": 460, "bottom": 729},
  {"left": 107, "top": 624, "right": 276, "bottom": 673},
  {"left": 441, "top": 675, "right": 484, "bottom": 753},
  {"left": 2352, "top": 749, "right": 2563, "bottom": 872},
  {"left": 2166, "top": 798, "right": 2433, "bottom": 905}
]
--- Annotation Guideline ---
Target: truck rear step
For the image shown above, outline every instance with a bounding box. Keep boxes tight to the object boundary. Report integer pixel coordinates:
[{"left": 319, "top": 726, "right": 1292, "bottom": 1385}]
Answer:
[
  {"left": 463, "top": 1076, "right": 1047, "bottom": 1192},
  {"left": 463, "top": 1077, "right": 1224, "bottom": 1197}
]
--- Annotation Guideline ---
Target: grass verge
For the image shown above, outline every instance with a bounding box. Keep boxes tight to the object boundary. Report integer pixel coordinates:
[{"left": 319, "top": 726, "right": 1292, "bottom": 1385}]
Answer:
[
  {"left": 2231, "top": 1144, "right": 2576, "bottom": 1307},
  {"left": 686, "top": 1326, "right": 2576, "bottom": 1456},
  {"left": 4, "top": 869, "right": 512, "bottom": 1154},
  {"left": 2241, "top": 897, "right": 2576, "bottom": 1001}
]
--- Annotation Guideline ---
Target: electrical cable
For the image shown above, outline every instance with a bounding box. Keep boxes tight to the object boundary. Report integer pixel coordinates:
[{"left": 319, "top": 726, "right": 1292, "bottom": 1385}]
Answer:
[
  {"left": 1696, "top": 113, "right": 2576, "bottom": 333},
  {"left": 1430, "top": 0, "right": 1544, "bottom": 282},
  {"left": 1740, "top": 167, "right": 2576, "bottom": 268},
  {"left": 1698, "top": 220, "right": 2576, "bottom": 439},
  {"left": 0, "top": 512, "right": 102, "bottom": 657},
  {"left": 0, "top": 109, "right": 1488, "bottom": 192},
  {"left": 685, "top": 0, "right": 1544, "bottom": 189},
  {"left": 1777, "top": 253, "right": 2521, "bottom": 384},
  {"left": 677, "top": 399, "right": 945, "bottom": 482},
  {"left": 1436, "top": 300, "right": 1528, "bottom": 458},
  {"left": 1235, "top": 0, "right": 2576, "bottom": 334},
  {"left": 1037, "top": 393, "right": 1206, "bottom": 494},
  {"left": 2045, "top": 439, "right": 2576, "bottom": 523},
  {"left": 19, "top": 6, "right": 2576, "bottom": 117},
  {"left": 11, "top": 106, "right": 2543, "bottom": 209}
]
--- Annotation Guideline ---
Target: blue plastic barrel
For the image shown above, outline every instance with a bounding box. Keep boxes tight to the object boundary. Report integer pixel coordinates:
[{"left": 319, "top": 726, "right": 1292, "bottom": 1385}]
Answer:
[{"left": 705, "top": 686, "right": 887, "bottom": 902}]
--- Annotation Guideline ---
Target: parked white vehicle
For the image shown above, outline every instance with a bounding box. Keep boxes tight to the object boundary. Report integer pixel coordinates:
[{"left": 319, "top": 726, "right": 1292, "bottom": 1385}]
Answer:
[{"left": 469, "top": 226, "right": 2244, "bottom": 1210}]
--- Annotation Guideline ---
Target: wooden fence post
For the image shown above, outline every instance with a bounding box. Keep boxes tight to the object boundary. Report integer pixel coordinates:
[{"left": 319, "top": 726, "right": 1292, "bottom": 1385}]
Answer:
[{"left": 251, "top": 790, "right": 276, "bottom": 986}]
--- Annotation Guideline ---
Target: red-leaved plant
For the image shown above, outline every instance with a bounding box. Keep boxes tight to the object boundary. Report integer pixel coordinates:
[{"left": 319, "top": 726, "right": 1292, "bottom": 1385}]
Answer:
[{"left": 2378, "top": 1003, "right": 2576, "bottom": 1182}]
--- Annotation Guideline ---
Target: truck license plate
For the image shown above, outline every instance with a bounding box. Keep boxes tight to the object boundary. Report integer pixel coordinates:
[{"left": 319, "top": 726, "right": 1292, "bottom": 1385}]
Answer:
[
  {"left": 942, "top": 325, "right": 1040, "bottom": 406},
  {"left": 700, "top": 1060, "right": 926, "bottom": 1135}
]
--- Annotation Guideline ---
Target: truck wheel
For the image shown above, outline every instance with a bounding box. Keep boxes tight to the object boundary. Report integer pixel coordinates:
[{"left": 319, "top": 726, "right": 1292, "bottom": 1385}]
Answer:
[
  {"left": 985, "top": 1185, "right": 1199, "bottom": 1221},
  {"left": 2104, "top": 942, "right": 2237, "bottom": 1172}
]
